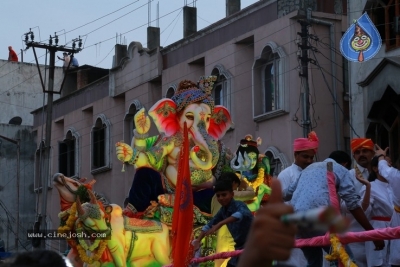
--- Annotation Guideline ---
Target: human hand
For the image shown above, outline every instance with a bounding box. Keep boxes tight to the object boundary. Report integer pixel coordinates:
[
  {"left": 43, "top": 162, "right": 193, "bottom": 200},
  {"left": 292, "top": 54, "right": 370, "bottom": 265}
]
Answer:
[
  {"left": 373, "top": 240, "right": 385, "bottom": 251},
  {"left": 134, "top": 108, "right": 151, "bottom": 134},
  {"left": 205, "top": 223, "right": 222, "bottom": 236},
  {"left": 375, "top": 144, "right": 389, "bottom": 158},
  {"left": 238, "top": 179, "right": 297, "bottom": 267},
  {"left": 355, "top": 174, "right": 370, "bottom": 187},
  {"left": 115, "top": 142, "right": 133, "bottom": 162},
  {"left": 191, "top": 239, "right": 201, "bottom": 251}
]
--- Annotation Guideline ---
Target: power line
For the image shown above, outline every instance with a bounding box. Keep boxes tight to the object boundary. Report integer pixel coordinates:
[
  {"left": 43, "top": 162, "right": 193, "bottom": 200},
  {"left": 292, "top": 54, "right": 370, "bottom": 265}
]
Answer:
[{"left": 310, "top": 48, "right": 360, "bottom": 138}]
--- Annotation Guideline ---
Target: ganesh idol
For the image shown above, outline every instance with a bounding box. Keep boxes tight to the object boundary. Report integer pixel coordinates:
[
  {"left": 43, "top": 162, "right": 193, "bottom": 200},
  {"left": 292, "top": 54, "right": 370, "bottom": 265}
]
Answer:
[{"left": 116, "top": 77, "right": 232, "bottom": 217}]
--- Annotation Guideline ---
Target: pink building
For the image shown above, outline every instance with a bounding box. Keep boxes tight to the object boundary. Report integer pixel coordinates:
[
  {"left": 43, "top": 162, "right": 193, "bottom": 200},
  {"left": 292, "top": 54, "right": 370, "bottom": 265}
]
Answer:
[{"left": 31, "top": 0, "right": 349, "bottom": 252}]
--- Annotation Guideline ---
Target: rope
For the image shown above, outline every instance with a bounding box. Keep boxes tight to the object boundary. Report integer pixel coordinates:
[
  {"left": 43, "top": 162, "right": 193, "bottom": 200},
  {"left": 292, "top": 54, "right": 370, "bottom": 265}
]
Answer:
[
  {"left": 163, "top": 226, "right": 400, "bottom": 266},
  {"left": 296, "top": 226, "right": 400, "bottom": 247}
]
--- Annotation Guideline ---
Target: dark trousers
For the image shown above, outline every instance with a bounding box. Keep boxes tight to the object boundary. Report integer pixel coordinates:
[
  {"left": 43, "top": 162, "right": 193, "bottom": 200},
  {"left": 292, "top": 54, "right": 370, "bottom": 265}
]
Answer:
[
  {"left": 128, "top": 167, "right": 165, "bottom": 212},
  {"left": 298, "top": 228, "right": 354, "bottom": 267},
  {"left": 128, "top": 167, "right": 213, "bottom": 213}
]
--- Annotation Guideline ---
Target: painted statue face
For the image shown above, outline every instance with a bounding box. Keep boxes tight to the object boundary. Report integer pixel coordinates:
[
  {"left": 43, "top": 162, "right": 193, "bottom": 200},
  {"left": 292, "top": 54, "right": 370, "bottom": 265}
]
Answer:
[
  {"left": 351, "top": 34, "right": 371, "bottom": 51},
  {"left": 246, "top": 152, "right": 258, "bottom": 170},
  {"left": 179, "top": 103, "right": 211, "bottom": 135}
]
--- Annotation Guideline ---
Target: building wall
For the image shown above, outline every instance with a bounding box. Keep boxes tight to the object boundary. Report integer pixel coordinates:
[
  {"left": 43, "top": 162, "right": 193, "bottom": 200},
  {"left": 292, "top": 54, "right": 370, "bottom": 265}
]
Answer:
[
  {"left": 0, "top": 60, "right": 63, "bottom": 126},
  {"left": 0, "top": 124, "right": 36, "bottom": 251},
  {"left": 348, "top": 0, "right": 400, "bottom": 137}
]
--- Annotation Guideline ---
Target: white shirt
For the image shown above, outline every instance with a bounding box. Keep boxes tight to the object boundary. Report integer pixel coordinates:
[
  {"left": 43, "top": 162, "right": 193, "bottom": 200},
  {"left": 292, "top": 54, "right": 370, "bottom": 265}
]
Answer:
[
  {"left": 377, "top": 160, "right": 400, "bottom": 265},
  {"left": 345, "top": 165, "right": 370, "bottom": 231},
  {"left": 379, "top": 160, "right": 400, "bottom": 206},
  {"left": 348, "top": 163, "right": 369, "bottom": 194},
  {"left": 359, "top": 179, "right": 393, "bottom": 219},
  {"left": 359, "top": 180, "right": 393, "bottom": 267},
  {"left": 277, "top": 163, "right": 302, "bottom": 191}
]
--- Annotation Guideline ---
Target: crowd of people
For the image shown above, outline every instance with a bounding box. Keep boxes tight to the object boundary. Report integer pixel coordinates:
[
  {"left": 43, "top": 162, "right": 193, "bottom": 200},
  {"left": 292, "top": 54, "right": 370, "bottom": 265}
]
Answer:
[
  {"left": 243, "top": 134, "right": 399, "bottom": 267},
  {"left": 196, "top": 132, "right": 399, "bottom": 267},
  {"left": 1, "top": 132, "right": 399, "bottom": 266}
]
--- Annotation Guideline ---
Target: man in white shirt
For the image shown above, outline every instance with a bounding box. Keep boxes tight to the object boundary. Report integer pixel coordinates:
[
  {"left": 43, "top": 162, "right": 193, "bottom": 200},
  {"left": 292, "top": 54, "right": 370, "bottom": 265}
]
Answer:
[
  {"left": 277, "top": 131, "right": 319, "bottom": 267},
  {"left": 345, "top": 138, "right": 376, "bottom": 267},
  {"left": 376, "top": 145, "right": 400, "bottom": 267}
]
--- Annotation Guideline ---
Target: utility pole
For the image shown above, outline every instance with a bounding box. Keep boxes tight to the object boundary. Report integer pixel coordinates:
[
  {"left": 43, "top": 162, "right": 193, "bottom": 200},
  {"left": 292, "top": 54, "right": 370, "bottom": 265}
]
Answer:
[
  {"left": 23, "top": 30, "right": 82, "bottom": 248},
  {"left": 297, "top": 19, "right": 312, "bottom": 137},
  {"left": 0, "top": 135, "right": 20, "bottom": 252}
]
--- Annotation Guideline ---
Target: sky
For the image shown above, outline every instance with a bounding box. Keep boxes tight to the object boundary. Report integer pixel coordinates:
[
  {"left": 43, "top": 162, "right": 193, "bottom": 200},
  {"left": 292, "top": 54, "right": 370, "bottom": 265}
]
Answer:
[{"left": 2, "top": 0, "right": 258, "bottom": 69}]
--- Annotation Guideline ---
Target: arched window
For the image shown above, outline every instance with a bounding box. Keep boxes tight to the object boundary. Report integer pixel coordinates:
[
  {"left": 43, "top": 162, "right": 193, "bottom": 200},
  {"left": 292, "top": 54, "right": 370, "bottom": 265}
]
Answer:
[
  {"left": 366, "top": 86, "right": 400, "bottom": 165},
  {"left": 9, "top": 116, "right": 22, "bottom": 125},
  {"left": 58, "top": 127, "right": 80, "bottom": 178},
  {"left": 253, "top": 42, "right": 287, "bottom": 121},
  {"left": 211, "top": 64, "right": 232, "bottom": 112},
  {"left": 124, "top": 100, "right": 143, "bottom": 144},
  {"left": 264, "top": 146, "right": 290, "bottom": 177},
  {"left": 166, "top": 86, "right": 176, "bottom": 99},
  {"left": 91, "top": 114, "right": 111, "bottom": 174}
]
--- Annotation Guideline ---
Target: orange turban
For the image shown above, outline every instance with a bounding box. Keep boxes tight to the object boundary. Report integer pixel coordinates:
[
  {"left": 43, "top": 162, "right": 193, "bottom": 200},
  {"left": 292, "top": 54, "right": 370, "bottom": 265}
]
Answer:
[
  {"left": 293, "top": 131, "right": 319, "bottom": 152},
  {"left": 351, "top": 138, "right": 374, "bottom": 153}
]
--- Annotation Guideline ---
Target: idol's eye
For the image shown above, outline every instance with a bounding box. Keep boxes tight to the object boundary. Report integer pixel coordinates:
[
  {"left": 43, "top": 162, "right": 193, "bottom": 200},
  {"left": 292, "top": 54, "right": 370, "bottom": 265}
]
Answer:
[
  {"left": 185, "top": 113, "right": 194, "bottom": 121},
  {"left": 206, "top": 116, "right": 210, "bottom": 122},
  {"left": 361, "top": 35, "right": 367, "bottom": 40},
  {"left": 354, "top": 37, "right": 360, "bottom": 42}
]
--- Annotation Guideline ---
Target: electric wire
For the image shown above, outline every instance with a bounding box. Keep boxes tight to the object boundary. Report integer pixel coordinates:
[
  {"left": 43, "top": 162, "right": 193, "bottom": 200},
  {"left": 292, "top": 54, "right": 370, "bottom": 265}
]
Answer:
[{"left": 310, "top": 48, "right": 360, "bottom": 137}]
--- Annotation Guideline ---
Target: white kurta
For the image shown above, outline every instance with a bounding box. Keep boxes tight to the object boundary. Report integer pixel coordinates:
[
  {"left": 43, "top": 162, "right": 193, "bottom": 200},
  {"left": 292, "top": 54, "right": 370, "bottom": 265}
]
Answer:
[
  {"left": 277, "top": 163, "right": 302, "bottom": 192},
  {"left": 344, "top": 164, "right": 369, "bottom": 267},
  {"left": 378, "top": 160, "right": 400, "bottom": 266},
  {"left": 277, "top": 163, "right": 307, "bottom": 267},
  {"left": 359, "top": 180, "right": 393, "bottom": 267}
]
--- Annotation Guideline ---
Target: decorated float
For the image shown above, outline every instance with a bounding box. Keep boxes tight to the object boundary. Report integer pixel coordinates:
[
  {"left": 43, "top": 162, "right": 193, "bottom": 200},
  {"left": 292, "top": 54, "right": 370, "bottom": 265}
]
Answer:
[
  {"left": 53, "top": 76, "right": 400, "bottom": 267},
  {"left": 53, "top": 76, "right": 272, "bottom": 267}
]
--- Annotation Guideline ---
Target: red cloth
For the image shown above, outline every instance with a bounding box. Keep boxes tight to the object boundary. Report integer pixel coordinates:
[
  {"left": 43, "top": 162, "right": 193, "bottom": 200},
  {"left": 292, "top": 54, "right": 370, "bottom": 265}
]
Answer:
[
  {"left": 171, "top": 122, "right": 194, "bottom": 267},
  {"left": 293, "top": 131, "right": 319, "bottom": 152},
  {"left": 8, "top": 49, "right": 18, "bottom": 62},
  {"left": 350, "top": 138, "right": 374, "bottom": 153}
]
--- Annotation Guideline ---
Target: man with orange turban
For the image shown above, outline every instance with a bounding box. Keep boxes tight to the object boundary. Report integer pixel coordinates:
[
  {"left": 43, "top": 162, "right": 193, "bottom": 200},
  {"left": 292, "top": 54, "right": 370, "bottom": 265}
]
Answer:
[
  {"left": 349, "top": 138, "right": 375, "bottom": 195},
  {"left": 277, "top": 131, "right": 319, "bottom": 266},
  {"left": 344, "top": 137, "right": 376, "bottom": 267}
]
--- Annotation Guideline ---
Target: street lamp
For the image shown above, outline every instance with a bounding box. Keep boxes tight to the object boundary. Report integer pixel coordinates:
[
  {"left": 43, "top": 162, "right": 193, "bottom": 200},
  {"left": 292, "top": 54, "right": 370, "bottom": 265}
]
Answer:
[{"left": 0, "top": 135, "right": 20, "bottom": 252}]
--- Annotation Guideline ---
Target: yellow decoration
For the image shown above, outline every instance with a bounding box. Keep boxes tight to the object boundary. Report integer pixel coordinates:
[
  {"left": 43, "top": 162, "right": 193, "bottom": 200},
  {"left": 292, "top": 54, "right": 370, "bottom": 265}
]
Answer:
[
  {"left": 57, "top": 202, "right": 107, "bottom": 265},
  {"left": 325, "top": 234, "right": 357, "bottom": 267},
  {"left": 243, "top": 168, "right": 265, "bottom": 189},
  {"left": 58, "top": 202, "right": 77, "bottom": 234},
  {"left": 76, "top": 239, "right": 107, "bottom": 264},
  {"left": 394, "top": 204, "right": 400, "bottom": 213}
]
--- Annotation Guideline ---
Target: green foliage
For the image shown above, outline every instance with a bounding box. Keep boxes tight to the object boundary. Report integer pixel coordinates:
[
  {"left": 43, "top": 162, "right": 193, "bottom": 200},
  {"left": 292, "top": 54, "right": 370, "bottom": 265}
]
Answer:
[
  {"left": 221, "top": 164, "right": 233, "bottom": 173},
  {"left": 76, "top": 185, "right": 90, "bottom": 202}
]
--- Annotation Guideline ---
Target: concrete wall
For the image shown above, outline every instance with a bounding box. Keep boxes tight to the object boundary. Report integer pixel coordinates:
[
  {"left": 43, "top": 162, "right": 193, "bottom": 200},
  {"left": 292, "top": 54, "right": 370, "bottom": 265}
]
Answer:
[
  {"left": 0, "top": 60, "right": 63, "bottom": 126},
  {"left": 0, "top": 124, "right": 36, "bottom": 251}
]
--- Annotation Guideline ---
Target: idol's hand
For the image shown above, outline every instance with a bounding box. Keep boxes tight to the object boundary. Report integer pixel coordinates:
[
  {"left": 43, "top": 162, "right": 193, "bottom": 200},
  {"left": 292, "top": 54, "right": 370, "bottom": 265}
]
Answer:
[
  {"left": 115, "top": 142, "right": 133, "bottom": 162},
  {"left": 134, "top": 108, "right": 151, "bottom": 134}
]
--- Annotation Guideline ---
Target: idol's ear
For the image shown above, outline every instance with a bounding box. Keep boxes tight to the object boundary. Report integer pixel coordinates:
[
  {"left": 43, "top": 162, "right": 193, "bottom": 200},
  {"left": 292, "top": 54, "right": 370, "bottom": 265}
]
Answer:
[
  {"left": 209, "top": 106, "right": 233, "bottom": 140},
  {"left": 148, "top": 99, "right": 180, "bottom": 137}
]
